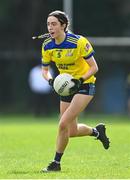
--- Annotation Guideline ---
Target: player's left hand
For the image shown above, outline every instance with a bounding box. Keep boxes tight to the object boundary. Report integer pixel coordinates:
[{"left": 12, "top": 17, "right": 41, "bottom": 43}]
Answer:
[{"left": 69, "top": 78, "right": 84, "bottom": 94}]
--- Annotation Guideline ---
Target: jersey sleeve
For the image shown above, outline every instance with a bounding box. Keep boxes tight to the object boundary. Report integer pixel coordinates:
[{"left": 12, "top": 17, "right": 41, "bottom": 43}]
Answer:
[
  {"left": 41, "top": 43, "right": 51, "bottom": 66},
  {"left": 78, "top": 36, "right": 94, "bottom": 60}
]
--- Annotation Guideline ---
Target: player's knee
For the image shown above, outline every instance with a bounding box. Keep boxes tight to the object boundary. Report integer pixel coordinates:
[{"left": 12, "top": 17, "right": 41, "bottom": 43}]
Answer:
[{"left": 59, "top": 121, "right": 68, "bottom": 131}]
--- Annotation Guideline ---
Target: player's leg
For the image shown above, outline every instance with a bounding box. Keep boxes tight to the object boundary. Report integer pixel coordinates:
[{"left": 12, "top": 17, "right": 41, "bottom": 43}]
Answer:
[
  {"left": 41, "top": 101, "right": 70, "bottom": 172},
  {"left": 60, "top": 94, "right": 110, "bottom": 149},
  {"left": 56, "top": 94, "right": 93, "bottom": 153},
  {"left": 42, "top": 95, "right": 92, "bottom": 172},
  {"left": 60, "top": 101, "right": 80, "bottom": 137},
  {"left": 68, "top": 121, "right": 110, "bottom": 149},
  {"left": 60, "top": 100, "right": 70, "bottom": 117},
  {"left": 59, "top": 96, "right": 94, "bottom": 137},
  {"left": 67, "top": 95, "right": 94, "bottom": 137},
  {"left": 68, "top": 94, "right": 110, "bottom": 149},
  {"left": 69, "top": 121, "right": 93, "bottom": 137},
  {"left": 59, "top": 99, "right": 94, "bottom": 137},
  {"left": 42, "top": 94, "right": 110, "bottom": 172},
  {"left": 68, "top": 95, "right": 93, "bottom": 137}
]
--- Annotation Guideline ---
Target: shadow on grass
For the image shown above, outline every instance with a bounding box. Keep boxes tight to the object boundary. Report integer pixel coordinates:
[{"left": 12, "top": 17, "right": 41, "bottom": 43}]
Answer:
[{"left": 8, "top": 170, "right": 41, "bottom": 174}]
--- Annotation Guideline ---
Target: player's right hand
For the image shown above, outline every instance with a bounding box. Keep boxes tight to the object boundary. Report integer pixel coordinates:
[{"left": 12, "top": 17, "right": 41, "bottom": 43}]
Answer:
[{"left": 48, "top": 79, "right": 54, "bottom": 87}]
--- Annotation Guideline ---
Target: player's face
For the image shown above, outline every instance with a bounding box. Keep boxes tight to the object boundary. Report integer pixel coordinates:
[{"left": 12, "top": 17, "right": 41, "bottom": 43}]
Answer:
[{"left": 47, "top": 16, "right": 65, "bottom": 39}]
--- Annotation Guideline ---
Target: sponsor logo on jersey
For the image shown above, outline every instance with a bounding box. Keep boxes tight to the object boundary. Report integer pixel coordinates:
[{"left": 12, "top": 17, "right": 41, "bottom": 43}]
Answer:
[
  {"left": 65, "top": 50, "right": 73, "bottom": 57},
  {"left": 58, "top": 63, "right": 75, "bottom": 70}
]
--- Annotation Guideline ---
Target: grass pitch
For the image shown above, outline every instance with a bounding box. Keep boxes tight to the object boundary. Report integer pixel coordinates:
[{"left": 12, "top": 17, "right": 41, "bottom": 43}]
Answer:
[{"left": 0, "top": 114, "right": 130, "bottom": 179}]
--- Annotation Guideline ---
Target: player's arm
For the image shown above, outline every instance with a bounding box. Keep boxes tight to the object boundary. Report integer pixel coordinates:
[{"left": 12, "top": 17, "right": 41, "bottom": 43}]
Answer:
[
  {"left": 42, "top": 65, "right": 54, "bottom": 87},
  {"left": 70, "top": 38, "right": 98, "bottom": 94},
  {"left": 70, "top": 56, "right": 98, "bottom": 94},
  {"left": 42, "top": 66, "right": 52, "bottom": 81},
  {"left": 82, "top": 56, "right": 98, "bottom": 81},
  {"left": 79, "top": 36, "right": 98, "bottom": 81},
  {"left": 41, "top": 44, "right": 53, "bottom": 82}
]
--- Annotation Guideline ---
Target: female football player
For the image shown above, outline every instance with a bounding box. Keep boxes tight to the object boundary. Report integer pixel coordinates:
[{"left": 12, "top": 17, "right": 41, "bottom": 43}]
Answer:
[{"left": 41, "top": 10, "right": 110, "bottom": 172}]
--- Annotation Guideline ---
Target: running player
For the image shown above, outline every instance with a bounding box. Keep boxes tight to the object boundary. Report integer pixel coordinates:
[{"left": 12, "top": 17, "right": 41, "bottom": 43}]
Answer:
[{"left": 41, "top": 10, "right": 110, "bottom": 172}]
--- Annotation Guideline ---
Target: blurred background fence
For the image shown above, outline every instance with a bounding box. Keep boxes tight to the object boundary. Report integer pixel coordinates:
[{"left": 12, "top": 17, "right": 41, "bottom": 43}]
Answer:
[{"left": 0, "top": 0, "right": 130, "bottom": 115}]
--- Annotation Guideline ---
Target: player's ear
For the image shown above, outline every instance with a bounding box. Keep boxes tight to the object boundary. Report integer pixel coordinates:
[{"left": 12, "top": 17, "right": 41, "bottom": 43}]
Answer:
[{"left": 61, "top": 24, "right": 66, "bottom": 31}]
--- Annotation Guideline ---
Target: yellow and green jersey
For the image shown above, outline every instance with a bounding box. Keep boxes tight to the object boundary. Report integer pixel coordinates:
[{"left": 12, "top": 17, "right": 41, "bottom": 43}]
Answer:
[{"left": 42, "top": 32, "right": 96, "bottom": 83}]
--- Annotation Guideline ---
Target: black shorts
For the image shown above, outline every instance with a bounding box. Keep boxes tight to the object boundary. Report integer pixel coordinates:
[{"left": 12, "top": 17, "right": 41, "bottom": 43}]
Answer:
[{"left": 60, "top": 83, "right": 96, "bottom": 103}]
